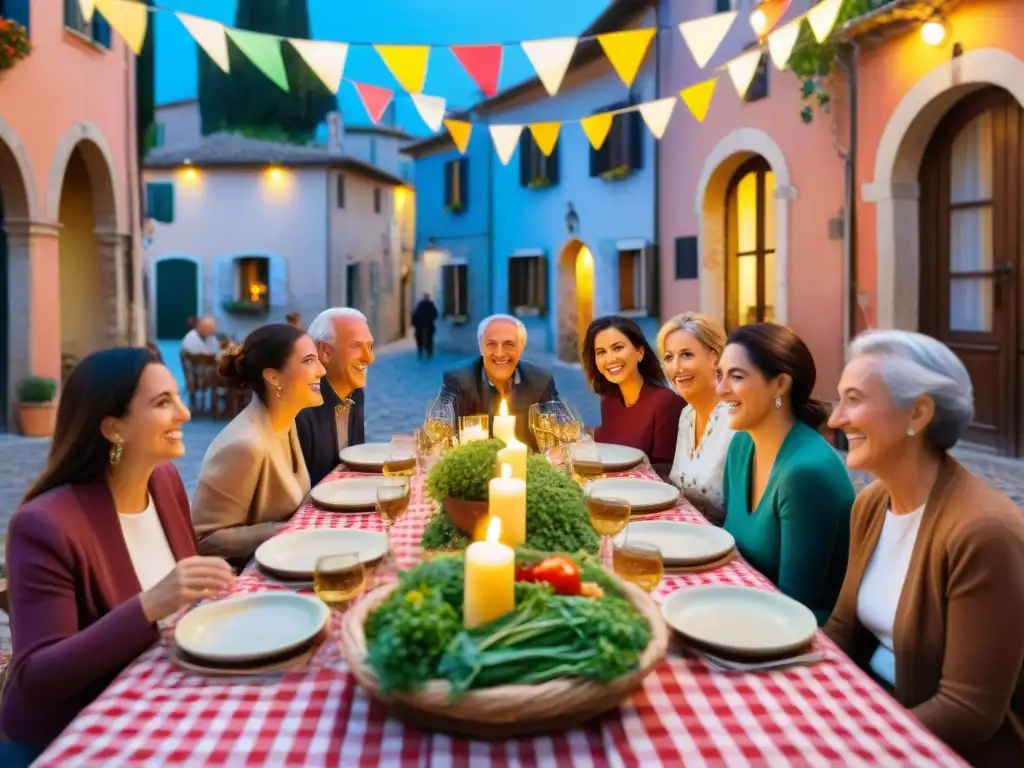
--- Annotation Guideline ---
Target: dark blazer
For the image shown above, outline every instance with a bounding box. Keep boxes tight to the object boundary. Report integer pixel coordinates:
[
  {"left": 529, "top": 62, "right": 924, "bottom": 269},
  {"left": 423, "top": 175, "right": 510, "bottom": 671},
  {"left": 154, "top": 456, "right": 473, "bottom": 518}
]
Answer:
[
  {"left": 0, "top": 463, "right": 198, "bottom": 751},
  {"left": 440, "top": 357, "right": 557, "bottom": 451},
  {"left": 295, "top": 379, "right": 366, "bottom": 486}
]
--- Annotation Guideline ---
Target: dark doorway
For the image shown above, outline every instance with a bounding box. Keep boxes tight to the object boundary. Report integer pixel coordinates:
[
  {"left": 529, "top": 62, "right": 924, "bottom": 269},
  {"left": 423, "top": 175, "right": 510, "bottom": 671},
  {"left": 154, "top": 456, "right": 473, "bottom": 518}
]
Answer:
[{"left": 155, "top": 258, "right": 199, "bottom": 340}]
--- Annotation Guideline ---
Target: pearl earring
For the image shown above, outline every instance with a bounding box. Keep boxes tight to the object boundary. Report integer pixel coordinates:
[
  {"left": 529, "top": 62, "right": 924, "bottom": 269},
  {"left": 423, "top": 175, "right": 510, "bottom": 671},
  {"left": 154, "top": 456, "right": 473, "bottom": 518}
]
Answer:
[
  {"left": 907, "top": 427, "right": 916, "bottom": 437},
  {"left": 773, "top": 396, "right": 782, "bottom": 409}
]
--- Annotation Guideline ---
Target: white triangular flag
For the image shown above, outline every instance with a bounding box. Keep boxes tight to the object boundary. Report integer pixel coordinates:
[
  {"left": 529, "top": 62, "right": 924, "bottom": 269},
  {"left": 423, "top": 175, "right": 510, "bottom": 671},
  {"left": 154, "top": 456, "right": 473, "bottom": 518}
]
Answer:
[
  {"left": 638, "top": 98, "right": 676, "bottom": 140},
  {"left": 289, "top": 38, "right": 348, "bottom": 93},
  {"left": 411, "top": 93, "right": 446, "bottom": 132},
  {"left": 489, "top": 124, "right": 524, "bottom": 166},
  {"left": 678, "top": 10, "right": 738, "bottom": 68},
  {"left": 726, "top": 50, "right": 762, "bottom": 99},
  {"left": 807, "top": 0, "right": 844, "bottom": 43},
  {"left": 521, "top": 37, "right": 577, "bottom": 96},
  {"left": 178, "top": 13, "right": 230, "bottom": 73},
  {"left": 767, "top": 18, "right": 802, "bottom": 71},
  {"left": 79, "top": 0, "right": 96, "bottom": 23}
]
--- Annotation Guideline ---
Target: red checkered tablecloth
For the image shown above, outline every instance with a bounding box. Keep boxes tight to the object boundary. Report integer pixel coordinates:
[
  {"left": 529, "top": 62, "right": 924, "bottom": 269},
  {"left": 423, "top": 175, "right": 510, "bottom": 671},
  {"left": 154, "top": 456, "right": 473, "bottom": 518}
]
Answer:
[{"left": 36, "top": 464, "right": 968, "bottom": 767}]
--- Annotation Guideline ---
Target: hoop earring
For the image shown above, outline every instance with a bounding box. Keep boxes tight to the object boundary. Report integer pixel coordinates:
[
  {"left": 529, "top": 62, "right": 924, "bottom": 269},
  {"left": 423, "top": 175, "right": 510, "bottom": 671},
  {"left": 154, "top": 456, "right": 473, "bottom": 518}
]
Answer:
[
  {"left": 773, "top": 396, "right": 782, "bottom": 409},
  {"left": 109, "top": 436, "right": 124, "bottom": 465},
  {"left": 276, "top": 385, "right": 283, "bottom": 400}
]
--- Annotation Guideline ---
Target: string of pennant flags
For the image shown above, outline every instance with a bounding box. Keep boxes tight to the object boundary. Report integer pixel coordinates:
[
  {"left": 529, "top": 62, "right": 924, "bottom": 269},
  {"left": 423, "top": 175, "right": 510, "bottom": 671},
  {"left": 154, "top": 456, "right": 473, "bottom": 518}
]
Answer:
[{"left": 78, "top": 0, "right": 848, "bottom": 164}]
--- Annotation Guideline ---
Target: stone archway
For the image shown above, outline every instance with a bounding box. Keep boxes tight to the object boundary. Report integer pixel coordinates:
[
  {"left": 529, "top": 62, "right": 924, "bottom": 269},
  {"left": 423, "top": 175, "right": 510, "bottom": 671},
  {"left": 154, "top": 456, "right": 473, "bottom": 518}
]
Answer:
[
  {"left": 694, "top": 127, "right": 796, "bottom": 327},
  {"left": 556, "top": 239, "right": 594, "bottom": 362},
  {"left": 863, "top": 48, "right": 1024, "bottom": 330}
]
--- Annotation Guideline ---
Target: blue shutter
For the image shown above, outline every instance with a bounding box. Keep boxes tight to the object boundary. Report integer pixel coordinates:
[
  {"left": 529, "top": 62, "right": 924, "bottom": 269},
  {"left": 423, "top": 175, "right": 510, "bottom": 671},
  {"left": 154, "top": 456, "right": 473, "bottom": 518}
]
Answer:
[
  {"left": 7, "top": 0, "right": 30, "bottom": 36},
  {"left": 93, "top": 10, "right": 111, "bottom": 48},
  {"left": 268, "top": 256, "right": 288, "bottom": 309},
  {"left": 458, "top": 158, "right": 468, "bottom": 213},
  {"left": 215, "top": 257, "right": 235, "bottom": 312}
]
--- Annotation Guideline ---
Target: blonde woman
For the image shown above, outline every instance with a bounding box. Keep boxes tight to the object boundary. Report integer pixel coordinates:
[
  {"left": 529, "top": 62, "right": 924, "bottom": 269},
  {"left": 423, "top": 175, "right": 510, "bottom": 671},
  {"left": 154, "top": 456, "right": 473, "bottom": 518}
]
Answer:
[{"left": 658, "top": 313, "right": 735, "bottom": 525}]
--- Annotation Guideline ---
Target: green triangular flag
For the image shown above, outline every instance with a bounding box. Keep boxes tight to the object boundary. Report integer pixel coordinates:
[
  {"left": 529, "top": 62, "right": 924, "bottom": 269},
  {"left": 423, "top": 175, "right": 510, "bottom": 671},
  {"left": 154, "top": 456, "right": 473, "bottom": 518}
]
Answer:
[{"left": 226, "top": 28, "right": 289, "bottom": 91}]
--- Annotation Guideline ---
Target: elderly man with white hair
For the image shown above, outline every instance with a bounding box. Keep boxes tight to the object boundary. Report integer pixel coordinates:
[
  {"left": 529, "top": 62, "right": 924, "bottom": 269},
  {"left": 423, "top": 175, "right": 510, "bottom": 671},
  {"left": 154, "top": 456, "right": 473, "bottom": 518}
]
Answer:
[
  {"left": 439, "top": 314, "right": 557, "bottom": 450},
  {"left": 824, "top": 329, "right": 1024, "bottom": 766},
  {"left": 296, "top": 307, "right": 374, "bottom": 485}
]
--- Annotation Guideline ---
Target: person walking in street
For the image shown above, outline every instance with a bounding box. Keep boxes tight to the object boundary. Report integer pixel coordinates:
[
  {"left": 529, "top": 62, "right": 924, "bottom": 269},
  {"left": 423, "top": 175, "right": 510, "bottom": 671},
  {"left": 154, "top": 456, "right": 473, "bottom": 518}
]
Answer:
[{"left": 412, "top": 293, "right": 439, "bottom": 360}]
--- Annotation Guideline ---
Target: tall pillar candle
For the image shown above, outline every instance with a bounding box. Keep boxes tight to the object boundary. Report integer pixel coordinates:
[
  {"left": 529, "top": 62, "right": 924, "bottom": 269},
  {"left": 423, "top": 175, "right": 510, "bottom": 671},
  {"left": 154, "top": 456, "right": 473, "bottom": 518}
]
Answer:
[
  {"left": 492, "top": 398, "right": 516, "bottom": 444},
  {"left": 488, "top": 463, "right": 526, "bottom": 547},
  {"left": 497, "top": 437, "right": 527, "bottom": 481},
  {"left": 464, "top": 517, "right": 515, "bottom": 628}
]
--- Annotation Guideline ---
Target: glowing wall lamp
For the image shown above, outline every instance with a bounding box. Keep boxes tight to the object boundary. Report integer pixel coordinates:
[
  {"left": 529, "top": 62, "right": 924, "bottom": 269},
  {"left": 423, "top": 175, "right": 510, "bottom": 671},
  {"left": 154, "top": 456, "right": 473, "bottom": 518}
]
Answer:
[
  {"left": 921, "top": 15, "right": 947, "bottom": 47},
  {"left": 180, "top": 158, "right": 198, "bottom": 181},
  {"left": 267, "top": 165, "right": 283, "bottom": 181}
]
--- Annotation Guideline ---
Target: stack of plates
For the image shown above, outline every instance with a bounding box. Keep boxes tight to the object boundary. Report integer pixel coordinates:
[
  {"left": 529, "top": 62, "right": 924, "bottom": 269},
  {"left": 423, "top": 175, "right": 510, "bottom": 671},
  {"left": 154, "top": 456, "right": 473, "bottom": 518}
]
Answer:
[
  {"left": 339, "top": 443, "right": 415, "bottom": 473},
  {"left": 254, "top": 529, "right": 389, "bottom": 582},
  {"left": 614, "top": 521, "right": 735, "bottom": 569},
  {"left": 311, "top": 477, "right": 392, "bottom": 512},
  {"left": 172, "top": 592, "right": 330, "bottom": 675},
  {"left": 587, "top": 478, "right": 680, "bottom": 516}
]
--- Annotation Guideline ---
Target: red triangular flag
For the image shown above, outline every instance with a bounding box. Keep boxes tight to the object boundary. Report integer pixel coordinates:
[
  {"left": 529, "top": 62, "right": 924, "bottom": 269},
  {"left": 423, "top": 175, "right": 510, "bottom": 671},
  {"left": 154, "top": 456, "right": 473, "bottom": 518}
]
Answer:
[
  {"left": 352, "top": 81, "right": 393, "bottom": 124},
  {"left": 450, "top": 44, "right": 503, "bottom": 97}
]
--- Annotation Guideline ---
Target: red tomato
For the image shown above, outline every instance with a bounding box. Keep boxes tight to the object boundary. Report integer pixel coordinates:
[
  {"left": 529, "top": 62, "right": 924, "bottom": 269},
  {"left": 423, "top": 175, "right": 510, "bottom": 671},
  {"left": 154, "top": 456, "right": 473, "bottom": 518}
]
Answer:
[{"left": 530, "top": 556, "right": 582, "bottom": 596}]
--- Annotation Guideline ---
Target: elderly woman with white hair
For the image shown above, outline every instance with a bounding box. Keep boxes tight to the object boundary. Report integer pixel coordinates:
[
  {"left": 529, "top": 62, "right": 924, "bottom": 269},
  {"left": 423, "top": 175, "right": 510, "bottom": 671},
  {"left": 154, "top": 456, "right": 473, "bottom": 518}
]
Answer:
[
  {"left": 825, "top": 330, "right": 1024, "bottom": 766},
  {"left": 438, "top": 314, "right": 557, "bottom": 450}
]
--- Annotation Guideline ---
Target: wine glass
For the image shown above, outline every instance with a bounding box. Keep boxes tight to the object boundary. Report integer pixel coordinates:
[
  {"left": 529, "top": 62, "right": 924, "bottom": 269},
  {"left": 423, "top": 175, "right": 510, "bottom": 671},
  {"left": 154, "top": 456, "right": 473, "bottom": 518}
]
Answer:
[
  {"left": 314, "top": 553, "right": 366, "bottom": 611},
  {"left": 612, "top": 540, "right": 663, "bottom": 593},
  {"left": 530, "top": 402, "right": 558, "bottom": 461},
  {"left": 376, "top": 479, "right": 411, "bottom": 569},
  {"left": 570, "top": 436, "right": 604, "bottom": 486},
  {"left": 585, "top": 487, "right": 630, "bottom": 567},
  {"left": 383, "top": 435, "right": 417, "bottom": 477},
  {"left": 424, "top": 396, "right": 455, "bottom": 453}
]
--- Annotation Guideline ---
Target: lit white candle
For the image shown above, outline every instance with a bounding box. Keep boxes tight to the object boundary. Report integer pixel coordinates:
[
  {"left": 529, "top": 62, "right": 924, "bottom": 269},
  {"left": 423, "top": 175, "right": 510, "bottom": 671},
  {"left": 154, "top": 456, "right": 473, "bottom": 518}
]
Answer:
[
  {"left": 464, "top": 517, "right": 515, "bottom": 628},
  {"left": 488, "top": 463, "right": 526, "bottom": 547},
  {"left": 497, "top": 437, "right": 527, "bottom": 481},
  {"left": 492, "top": 399, "right": 516, "bottom": 444}
]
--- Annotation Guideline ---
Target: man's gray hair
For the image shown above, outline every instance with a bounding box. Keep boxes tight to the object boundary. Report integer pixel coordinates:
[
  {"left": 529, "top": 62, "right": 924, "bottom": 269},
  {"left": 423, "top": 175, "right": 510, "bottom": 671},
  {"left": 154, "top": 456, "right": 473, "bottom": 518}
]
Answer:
[
  {"left": 849, "top": 329, "right": 974, "bottom": 451},
  {"left": 477, "top": 313, "right": 528, "bottom": 350},
  {"left": 308, "top": 307, "right": 368, "bottom": 345}
]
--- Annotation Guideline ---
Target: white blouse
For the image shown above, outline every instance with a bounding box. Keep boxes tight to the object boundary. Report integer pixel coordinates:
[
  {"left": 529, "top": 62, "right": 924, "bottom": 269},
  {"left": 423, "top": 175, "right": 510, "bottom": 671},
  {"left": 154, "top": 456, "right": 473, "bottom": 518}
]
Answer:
[
  {"left": 118, "top": 495, "right": 177, "bottom": 591},
  {"left": 668, "top": 401, "right": 735, "bottom": 525}
]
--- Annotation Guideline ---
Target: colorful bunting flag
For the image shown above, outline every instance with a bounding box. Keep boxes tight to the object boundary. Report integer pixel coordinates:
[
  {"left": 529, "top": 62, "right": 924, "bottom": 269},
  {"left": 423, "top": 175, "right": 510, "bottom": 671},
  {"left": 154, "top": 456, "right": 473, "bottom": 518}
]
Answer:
[
  {"left": 529, "top": 122, "right": 561, "bottom": 156},
  {"left": 226, "top": 28, "right": 289, "bottom": 91},
  {"left": 289, "top": 39, "right": 348, "bottom": 94},
  {"left": 411, "top": 93, "right": 446, "bottom": 132},
  {"left": 678, "top": 11, "right": 737, "bottom": 68},
  {"left": 445, "top": 120, "right": 473, "bottom": 154},
  {"left": 489, "top": 124, "right": 524, "bottom": 166},
  {"left": 521, "top": 36, "right": 577, "bottom": 97},
  {"left": 807, "top": 0, "right": 844, "bottom": 43},
  {"left": 767, "top": 18, "right": 802, "bottom": 71},
  {"left": 95, "top": 0, "right": 148, "bottom": 55},
  {"left": 78, "top": 0, "right": 96, "bottom": 24},
  {"left": 749, "top": 0, "right": 792, "bottom": 38},
  {"left": 725, "top": 50, "right": 762, "bottom": 99},
  {"left": 580, "top": 112, "right": 614, "bottom": 150},
  {"left": 178, "top": 13, "right": 230, "bottom": 73},
  {"left": 597, "top": 28, "right": 655, "bottom": 88},
  {"left": 353, "top": 81, "right": 393, "bottom": 125},
  {"left": 375, "top": 45, "right": 430, "bottom": 93},
  {"left": 450, "top": 44, "right": 503, "bottom": 98},
  {"left": 638, "top": 98, "right": 676, "bottom": 140},
  {"left": 680, "top": 78, "right": 718, "bottom": 123}
]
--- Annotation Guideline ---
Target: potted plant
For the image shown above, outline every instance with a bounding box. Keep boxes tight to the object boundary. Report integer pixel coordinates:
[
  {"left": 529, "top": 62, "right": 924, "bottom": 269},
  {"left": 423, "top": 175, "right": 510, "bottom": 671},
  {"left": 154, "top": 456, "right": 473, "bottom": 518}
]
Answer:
[
  {"left": 0, "top": 18, "right": 31, "bottom": 74},
  {"left": 17, "top": 376, "right": 58, "bottom": 437}
]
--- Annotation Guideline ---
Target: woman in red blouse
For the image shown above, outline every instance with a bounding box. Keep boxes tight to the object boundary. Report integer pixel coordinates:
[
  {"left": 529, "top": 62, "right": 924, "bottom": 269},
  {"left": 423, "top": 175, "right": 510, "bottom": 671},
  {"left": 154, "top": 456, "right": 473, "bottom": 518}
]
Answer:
[{"left": 583, "top": 316, "right": 685, "bottom": 475}]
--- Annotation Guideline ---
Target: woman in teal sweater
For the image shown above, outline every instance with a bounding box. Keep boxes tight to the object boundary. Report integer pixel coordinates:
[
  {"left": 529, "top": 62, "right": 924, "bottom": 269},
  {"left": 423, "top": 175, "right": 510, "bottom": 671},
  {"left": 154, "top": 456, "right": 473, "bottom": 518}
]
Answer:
[{"left": 717, "top": 323, "right": 854, "bottom": 624}]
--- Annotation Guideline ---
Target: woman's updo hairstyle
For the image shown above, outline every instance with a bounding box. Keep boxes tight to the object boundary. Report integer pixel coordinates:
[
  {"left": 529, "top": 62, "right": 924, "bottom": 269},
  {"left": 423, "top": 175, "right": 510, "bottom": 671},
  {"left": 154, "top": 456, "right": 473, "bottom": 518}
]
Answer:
[
  {"left": 726, "top": 322, "right": 830, "bottom": 430},
  {"left": 217, "top": 323, "right": 306, "bottom": 403}
]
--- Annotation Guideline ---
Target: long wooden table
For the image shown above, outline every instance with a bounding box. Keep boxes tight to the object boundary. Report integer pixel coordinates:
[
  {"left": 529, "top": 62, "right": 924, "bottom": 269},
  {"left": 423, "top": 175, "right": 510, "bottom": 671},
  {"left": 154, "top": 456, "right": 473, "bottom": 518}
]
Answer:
[{"left": 36, "top": 462, "right": 967, "bottom": 766}]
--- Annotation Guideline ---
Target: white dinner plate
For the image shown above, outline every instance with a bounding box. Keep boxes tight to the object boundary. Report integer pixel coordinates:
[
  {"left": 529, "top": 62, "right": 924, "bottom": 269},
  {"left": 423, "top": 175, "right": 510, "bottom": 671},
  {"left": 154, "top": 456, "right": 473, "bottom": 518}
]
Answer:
[
  {"left": 174, "top": 592, "right": 330, "bottom": 664},
  {"left": 254, "top": 528, "right": 389, "bottom": 580},
  {"left": 614, "top": 521, "right": 734, "bottom": 565},
  {"left": 587, "top": 477, "right": 680, "bottom": 514},
  {"left": 311, "top": 477, "right": 394, "bottom": 511},
  {"left": 577, "top": 443, "right": 645, "bottom": 472},
  {"left": 339, "top": 442, "right": 414, "bottom": 471},
  {"left": 660, "top": 585, "right": 818, "bottom": 658}
]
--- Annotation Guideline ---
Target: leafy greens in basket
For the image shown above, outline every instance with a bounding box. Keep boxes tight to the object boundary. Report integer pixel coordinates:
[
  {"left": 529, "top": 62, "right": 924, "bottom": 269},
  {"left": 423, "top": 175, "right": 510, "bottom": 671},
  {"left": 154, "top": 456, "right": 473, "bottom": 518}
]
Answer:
[{"left": 364, "top": 553, "right": 652, "bottom": 694}]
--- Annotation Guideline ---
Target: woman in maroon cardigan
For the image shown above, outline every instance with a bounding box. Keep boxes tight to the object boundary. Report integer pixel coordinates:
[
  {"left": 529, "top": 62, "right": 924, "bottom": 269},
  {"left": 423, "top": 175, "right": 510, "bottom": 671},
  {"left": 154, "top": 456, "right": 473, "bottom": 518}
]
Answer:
[
  {"left": 583, "top": 316, "right": 685, "bottom": 476},
  {"left": 0, "top": 348, "right": 235, "bottom": 764}
]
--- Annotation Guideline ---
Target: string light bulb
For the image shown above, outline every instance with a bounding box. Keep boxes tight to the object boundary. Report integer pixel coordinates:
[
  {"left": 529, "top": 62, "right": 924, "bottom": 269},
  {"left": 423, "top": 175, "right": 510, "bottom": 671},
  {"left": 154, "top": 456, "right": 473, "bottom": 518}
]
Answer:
[{"left": 921, "top": 17, "right": 947, "bottom": 47}]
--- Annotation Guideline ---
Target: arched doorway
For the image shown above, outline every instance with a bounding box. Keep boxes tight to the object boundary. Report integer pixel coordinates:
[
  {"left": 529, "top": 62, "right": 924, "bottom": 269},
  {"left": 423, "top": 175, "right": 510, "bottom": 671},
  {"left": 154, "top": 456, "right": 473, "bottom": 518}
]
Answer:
[
  {"left": 725, "top": 156, "right": 776, "bottom": 330},
  {"left": 919, "top": 87, "right": 1024, "bottom": 454},
  {"left": 556, "top": 239, "right": 594, "bottom": 362},
  {"left": 154, "top": 256, "right": 201, "bottom": 339}
]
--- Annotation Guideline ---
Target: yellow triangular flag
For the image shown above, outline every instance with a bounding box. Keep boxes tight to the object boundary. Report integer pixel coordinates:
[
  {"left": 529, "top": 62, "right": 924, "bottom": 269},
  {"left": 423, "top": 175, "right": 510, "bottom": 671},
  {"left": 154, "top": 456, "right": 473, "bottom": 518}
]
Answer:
[
  {"left": 79, "top": 0, "right": 96, "bottom": 23},
  {"left": 289, "top": 39, "right": 348, "bottom": 93},
  {"left": 529, "top": 122, "right": 561, "bottom": 156},
  {"left": 725, "top": 50, "right": 762, "bottom": 99},
  {"left": 489, "top": 124, "right": 524, "bottom": 166},
  {"left": 767, "top": 18, "right": 802, "bottom": 71},
  {"left": 445, "top": 120, "right": 472, "bottom": 154},
  {"left": 807, "top": 0, "right": 844, "bottom": 43},
  {"left": 580, "top": 113, "right": 614, "bottom": 150},
  {"left": 597, "top": 28, "right": 656, "bottom": 88},
  {"left": 521, "top": 36, "right": 577, "bottom": 96},
  {"left": 412, "top": 93, "right": 446, "bottom": 133},
  {"left": 680, "top": 78, "right": 718, "bottom": 123},
  {"left": 95, "top": 0, "right": 148, "bottom": 55},
  {"left": 638, "top": 98, "right": 676, "bottom": 140},
  {"left": 178, "top": 13, "right": 230, "bottom": 73},
  {"left": 374, "top": 45, "right": 430, "bottom": 93},
  {"left": 678, "top": 11, "right": 737, "bottom": 69}
]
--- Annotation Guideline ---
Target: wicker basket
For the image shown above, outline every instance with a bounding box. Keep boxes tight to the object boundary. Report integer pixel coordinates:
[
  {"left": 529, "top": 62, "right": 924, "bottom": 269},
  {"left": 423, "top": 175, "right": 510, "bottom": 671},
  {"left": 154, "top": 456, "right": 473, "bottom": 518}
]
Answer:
[{"left": 340, "top": 574, "right": 670, "bottom": 739}]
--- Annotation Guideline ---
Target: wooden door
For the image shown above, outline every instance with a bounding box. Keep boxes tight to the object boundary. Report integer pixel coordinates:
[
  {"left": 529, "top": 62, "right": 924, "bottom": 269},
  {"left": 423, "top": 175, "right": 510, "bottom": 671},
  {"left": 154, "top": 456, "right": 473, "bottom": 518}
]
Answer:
[
  {"left": 919, "top": 88, "right": 1024, "bottom": 455},
  {"left": 155, "top": 258, "right": 199, "bottom": 340}
]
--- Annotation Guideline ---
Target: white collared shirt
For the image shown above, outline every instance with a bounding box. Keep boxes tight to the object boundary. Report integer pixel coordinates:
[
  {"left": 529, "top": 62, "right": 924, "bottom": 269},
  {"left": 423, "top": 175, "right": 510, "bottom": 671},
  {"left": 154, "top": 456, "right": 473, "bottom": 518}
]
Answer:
[{"left": 668, "top": 402, "right": 735, "bottom": 521}]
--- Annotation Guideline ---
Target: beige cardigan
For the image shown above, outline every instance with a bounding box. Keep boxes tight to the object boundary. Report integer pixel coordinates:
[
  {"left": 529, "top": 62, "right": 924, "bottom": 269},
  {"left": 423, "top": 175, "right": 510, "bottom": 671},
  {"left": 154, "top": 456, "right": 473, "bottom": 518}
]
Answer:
[
  {"left": 824, "top": 457, "right": 1024, "bottom": 767},
  {"left": 192, "top": 398, "right": 310, "bottom": 564}
]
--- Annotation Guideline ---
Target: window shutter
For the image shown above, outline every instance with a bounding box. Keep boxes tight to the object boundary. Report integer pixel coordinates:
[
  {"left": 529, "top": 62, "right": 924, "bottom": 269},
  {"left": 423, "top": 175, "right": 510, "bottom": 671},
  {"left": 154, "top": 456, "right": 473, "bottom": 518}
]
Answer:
[
  {"left": 628, "top": 111, "right": 643, "bottom": 171},
  {"left": 161, "top": 184, "right": 175, "bottom": 223},
  {"left": 8, "top": 0, "right": 30, "bottom": 35},
  {"left": 93, "top": 11, "right": 112, "bottom": 48},
  {"left": 457, "top": 265, "right": 469, "bottom": 315},
  {"left": 215, "top": 257, "right": 235, "bottom": 309},
  {"left": 337, "top": 174, "right": 345, "bottom": 208},
  {"left": 547, "top": 139, "right": 560, "bottom": 186},
  {"left": 268, "top": 256, "right": 288, "bottom": 308},
  {"left": 442, "top": 265, "right": 455, "bottom": 316},
  {"left": 519, "top": 133, "right": 531, "bottom": 187},
  {"left": 538, "top": 256, "right": 548, "bottom": 315},
  {"left": 644, "top": 245, "right": 659, "bottom": 317},
  {"left": 458, "top": 158, "right": 469, "bottom": 211},
  {"left": 443, "top": 161, "right": 453, "bottom": 207}
]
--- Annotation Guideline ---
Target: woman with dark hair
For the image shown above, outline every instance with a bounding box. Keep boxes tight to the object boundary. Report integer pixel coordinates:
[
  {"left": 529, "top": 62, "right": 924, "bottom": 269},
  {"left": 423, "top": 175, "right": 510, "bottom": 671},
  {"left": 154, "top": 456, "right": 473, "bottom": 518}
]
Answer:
[
  {"left": 717, "top": 323, "right": 854, "bottom": 624},
  {"left": 583, "top": 315, "right": 684, "bottom": 472},
  {"left": 191, "top": 323, "right": 325, "bottom": 567},
  {"left": 0, "top": 349, "right": 235, "bottom": 763}
]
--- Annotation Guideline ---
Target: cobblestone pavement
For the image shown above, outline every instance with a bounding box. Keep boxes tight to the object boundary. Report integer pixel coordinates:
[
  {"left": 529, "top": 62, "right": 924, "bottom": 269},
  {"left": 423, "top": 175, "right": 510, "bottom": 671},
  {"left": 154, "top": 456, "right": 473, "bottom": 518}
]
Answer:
[{"left": 2, "top": 339, "right": 1024, "bottom": 651}]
